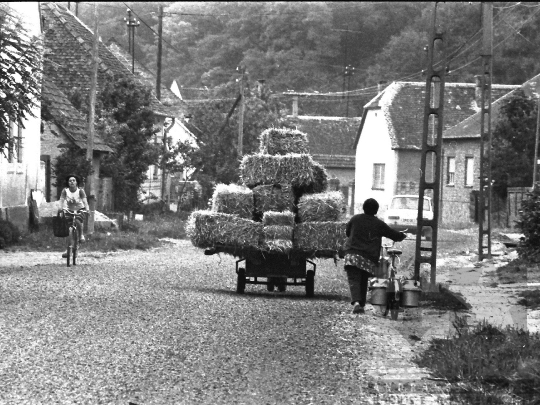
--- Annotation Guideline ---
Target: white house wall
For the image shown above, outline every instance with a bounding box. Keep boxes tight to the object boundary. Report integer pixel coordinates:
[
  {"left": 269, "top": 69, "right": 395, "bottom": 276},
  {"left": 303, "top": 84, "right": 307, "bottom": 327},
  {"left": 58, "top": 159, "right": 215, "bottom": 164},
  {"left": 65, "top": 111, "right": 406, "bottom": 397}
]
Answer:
[{"left": 354, "top": 109, "right": 396, "bottom": 216}]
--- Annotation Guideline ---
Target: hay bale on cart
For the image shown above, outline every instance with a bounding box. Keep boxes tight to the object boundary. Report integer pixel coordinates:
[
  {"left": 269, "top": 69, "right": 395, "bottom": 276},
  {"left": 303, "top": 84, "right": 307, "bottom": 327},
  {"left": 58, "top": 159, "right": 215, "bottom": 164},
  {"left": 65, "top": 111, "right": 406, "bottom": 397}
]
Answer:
[{"left": 211, "top": 183, "right": 254, "bottom": 219}]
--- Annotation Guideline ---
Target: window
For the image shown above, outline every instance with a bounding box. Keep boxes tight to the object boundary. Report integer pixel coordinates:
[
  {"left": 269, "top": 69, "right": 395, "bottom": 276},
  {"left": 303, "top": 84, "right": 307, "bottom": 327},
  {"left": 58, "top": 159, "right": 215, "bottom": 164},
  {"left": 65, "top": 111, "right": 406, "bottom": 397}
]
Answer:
[
  {"left": 7, "top": 119, "right": 23, "bottom": 164},
  {"left": 372, "top": 163, "right": 385, "bottom": 190},
  {"left": 465, "top": 157, "right": 474, "bottom": 186},
  {"left": 447, "top": 157, "right": 455, "bottom": 185}
]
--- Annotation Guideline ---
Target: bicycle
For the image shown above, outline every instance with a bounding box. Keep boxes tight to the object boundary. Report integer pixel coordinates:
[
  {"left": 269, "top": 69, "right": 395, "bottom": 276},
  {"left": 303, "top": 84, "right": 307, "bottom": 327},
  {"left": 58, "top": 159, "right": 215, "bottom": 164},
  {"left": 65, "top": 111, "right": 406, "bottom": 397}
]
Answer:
[
  {"left": 381, "top": 241, "right": 406, "bottom": 318},
  {"left": 62, "top": 208, "right": 87, "bottom": 267}
]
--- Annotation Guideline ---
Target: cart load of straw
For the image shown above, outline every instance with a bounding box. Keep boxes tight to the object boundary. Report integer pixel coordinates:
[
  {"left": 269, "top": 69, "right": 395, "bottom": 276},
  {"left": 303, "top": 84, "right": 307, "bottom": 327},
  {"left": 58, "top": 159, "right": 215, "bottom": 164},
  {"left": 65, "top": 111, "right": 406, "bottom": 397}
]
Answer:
[
  {"left": 294, "top": 221, "right": 347, "bottom": 252},
  {"left": 263, "top": 225, "right": 294, "bottom": 253},
  {"left": 211, "top": 183, "right": 254, "bottom": 219},
  {"left": 297, "top": 191, "right": 345, "bottom": 223},
  {"left": 262, "top": 211, "right": 295, "bottom": 227},
  {"left": 186, "top": 210, "right": 263, "bottom": 250},
  {"left": 240, "top": 154, "right": 314, "bottom": 188},
  {"left": 295, "top": 160, "right": 328, "bottom": 195},
  {"left": 259, "top": 127, "right": 309, "bottom": 155},
  {"left": 253, "top": 184, "right": 295, "bottom": 215}
]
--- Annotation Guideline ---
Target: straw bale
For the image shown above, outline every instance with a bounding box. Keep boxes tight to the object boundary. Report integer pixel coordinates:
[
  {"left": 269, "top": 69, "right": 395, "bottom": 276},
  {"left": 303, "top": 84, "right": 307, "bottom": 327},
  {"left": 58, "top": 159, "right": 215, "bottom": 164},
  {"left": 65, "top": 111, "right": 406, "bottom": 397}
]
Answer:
[
  {"left": 294, "top": 221, "right": 347, "bottom": 252},
  {"left": 240, "top": 154, "right": 314, "bottom": 187},
  {"left": 263, "top": 225, "right": 294, "bottom": 240},
  {"left": 211, "top": 183, "right": 254, "bottom": 219},
  {"left": 253, "top": 184, "right": 295, "bottom": 215},
  {"left": 262, "top": 211, "right": 295, "bottom": 227},
  {"left": 259, "top": 127, "right": 309, "bottom": 155},
  {"left": 186, "top": 210, "right": 262, "bottom": 249},
  {"left": 263, "top": 239, "right": 293, "bottom": 253},
  {"left": 297, "top": 191, "right": 345, "bottom": 222}
]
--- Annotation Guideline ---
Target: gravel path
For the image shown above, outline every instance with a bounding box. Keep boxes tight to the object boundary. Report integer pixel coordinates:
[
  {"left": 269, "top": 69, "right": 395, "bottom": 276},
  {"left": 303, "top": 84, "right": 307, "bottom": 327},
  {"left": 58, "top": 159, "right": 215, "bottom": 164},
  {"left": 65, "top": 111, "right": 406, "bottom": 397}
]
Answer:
[{"left": 0, "top": 241, "right": 452, "bottom": 404}]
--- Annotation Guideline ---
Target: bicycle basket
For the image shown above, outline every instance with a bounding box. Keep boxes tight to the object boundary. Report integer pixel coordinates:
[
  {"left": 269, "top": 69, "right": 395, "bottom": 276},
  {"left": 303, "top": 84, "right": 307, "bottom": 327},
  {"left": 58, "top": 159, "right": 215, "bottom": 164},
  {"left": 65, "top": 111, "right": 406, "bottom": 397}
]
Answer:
[{"left": 52, "top": 214, "right": 69, "bottom": 237}]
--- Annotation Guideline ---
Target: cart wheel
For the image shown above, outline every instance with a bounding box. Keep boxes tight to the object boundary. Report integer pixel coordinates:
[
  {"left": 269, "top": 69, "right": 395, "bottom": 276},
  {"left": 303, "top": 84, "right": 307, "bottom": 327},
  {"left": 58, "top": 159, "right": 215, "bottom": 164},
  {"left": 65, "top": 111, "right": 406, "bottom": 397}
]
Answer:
[
  {"left": 266, "top": 280, "right": 275, "bottom": 292},
  {"left": 237, "top": 268, "right": 246, "bottom": 294},
  {"left": 277, "top": 280, "right": 286, "bottom": 292},
  {"left": 306, "top": 270, "right": 315, "bottom": 298}
]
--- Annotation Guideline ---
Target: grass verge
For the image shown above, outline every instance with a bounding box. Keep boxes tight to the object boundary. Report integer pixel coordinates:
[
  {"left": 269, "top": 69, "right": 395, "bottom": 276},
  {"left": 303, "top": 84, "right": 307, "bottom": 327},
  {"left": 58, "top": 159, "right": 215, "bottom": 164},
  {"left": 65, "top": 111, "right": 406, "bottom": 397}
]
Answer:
[
  {"left": 517, "top": 289, "right": 540, "bottom": 310},
  {"left": 11, "top": 212, "right": 189, "bottom": 253},
  {"left": 414, "top": 318, "right": 540, "bottom": 404}
]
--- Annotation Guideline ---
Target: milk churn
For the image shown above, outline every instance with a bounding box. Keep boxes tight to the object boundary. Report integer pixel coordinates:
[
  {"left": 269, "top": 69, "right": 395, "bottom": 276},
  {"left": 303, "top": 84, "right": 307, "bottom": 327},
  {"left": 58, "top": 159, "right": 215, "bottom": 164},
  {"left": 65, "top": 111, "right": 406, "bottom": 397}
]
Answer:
[
  {"left": 370, "top": 278, "right": 388, "bottom": 306},
  {"left": 401, "top": 279, "right": 422, "bottom": 307}
]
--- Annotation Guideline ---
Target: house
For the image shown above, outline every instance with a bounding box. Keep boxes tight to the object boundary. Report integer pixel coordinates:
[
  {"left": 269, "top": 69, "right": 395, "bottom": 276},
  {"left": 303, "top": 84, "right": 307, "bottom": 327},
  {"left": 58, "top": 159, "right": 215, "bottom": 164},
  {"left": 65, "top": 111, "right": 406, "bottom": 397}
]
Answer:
[
  {"left": 443, "top": 74, "right": 540, "bottom": 227},
  {"left": 40, "top": 77, "right": 113, "bottom": 207},
  {"left": 40, "top": 2, "right": 187, "bottom": 209},
  {"left": 0, "top": 3, "right": 42, "bottom": 232},
  {"left": 353, "top": 80, "right": 517, "bottom": 218}
]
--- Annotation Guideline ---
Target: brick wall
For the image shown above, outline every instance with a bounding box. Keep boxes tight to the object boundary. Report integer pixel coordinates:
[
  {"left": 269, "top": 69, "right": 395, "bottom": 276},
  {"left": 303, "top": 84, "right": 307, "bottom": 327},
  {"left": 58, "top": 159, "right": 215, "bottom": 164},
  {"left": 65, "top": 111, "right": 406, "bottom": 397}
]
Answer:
[{"left": 441, "top": 139, "right": 479, "bottom": 226}]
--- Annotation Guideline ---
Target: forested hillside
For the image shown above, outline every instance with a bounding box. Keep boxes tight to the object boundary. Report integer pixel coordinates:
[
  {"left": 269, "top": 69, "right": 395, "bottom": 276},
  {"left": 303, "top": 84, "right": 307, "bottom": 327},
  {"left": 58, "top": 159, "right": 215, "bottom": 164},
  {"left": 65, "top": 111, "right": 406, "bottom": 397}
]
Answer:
[{"left": 65, "top": 1, "right": 540, "bottom": 115}]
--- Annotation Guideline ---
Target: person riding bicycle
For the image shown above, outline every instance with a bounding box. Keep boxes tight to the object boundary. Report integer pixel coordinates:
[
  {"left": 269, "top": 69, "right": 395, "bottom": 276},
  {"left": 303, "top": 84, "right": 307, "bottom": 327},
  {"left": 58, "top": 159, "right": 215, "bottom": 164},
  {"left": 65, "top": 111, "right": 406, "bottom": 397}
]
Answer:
[
  {"left": 58, "top": 174, "right": 89, "bottom": 258},
  {"left": 344, "top": 198, "right": 406, "bottom": 314}
]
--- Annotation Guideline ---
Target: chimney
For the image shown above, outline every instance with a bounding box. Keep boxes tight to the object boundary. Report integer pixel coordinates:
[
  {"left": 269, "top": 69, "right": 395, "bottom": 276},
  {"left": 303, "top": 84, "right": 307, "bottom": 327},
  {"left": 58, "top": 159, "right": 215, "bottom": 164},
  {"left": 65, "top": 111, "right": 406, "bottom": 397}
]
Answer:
[
  {"left": 475, "top": 75, "right": 483, "bottom": 108},
  {"left": 378, "top": 80, "right": 387, "bottom": 93}
]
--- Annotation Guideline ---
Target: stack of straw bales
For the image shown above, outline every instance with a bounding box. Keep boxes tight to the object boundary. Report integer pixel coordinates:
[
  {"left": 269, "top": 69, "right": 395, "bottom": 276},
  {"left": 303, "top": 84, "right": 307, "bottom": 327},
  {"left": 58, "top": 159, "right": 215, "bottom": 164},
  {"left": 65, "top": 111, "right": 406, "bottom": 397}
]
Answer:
[
  {"left": 262, "top": 211, "right": 295, "bottom": 253},
  {"left": 187, "top": 126, "right": 347, "bottom": 255},
  {"left": 212, "top": 183, "right": 254, "bottom": 219}
]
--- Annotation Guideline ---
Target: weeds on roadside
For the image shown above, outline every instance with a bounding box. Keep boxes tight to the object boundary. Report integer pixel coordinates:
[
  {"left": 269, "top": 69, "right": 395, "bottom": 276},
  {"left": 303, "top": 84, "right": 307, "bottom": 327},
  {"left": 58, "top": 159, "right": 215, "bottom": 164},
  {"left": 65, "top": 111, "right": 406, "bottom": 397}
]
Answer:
[
  {"left": 415, "top": 316, "right": 540, "bottom": 403},
  {"left": 14, "top": 212, "right": 189, "bottom": 252}
]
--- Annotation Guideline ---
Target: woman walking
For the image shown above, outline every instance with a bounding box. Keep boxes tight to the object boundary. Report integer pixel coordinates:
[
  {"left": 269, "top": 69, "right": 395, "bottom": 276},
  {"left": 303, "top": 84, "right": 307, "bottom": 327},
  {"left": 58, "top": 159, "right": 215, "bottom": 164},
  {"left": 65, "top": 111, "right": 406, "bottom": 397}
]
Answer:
[{"left": 344, "top": 198, "right": 406, "bottom": 314}]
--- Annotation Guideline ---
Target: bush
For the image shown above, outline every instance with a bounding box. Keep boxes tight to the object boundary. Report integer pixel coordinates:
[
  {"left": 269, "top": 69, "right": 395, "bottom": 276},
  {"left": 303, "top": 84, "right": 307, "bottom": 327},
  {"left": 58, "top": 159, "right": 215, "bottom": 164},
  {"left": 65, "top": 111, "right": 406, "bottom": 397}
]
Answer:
[
  {"left": 415, "top": 318, "right": 540, "bottom": 403},
  {"left": 517, "top": 185, "right": 540, "bottom": 262},
  {"left": 0, "top": 219, "right": 20, "bottom": 247}
]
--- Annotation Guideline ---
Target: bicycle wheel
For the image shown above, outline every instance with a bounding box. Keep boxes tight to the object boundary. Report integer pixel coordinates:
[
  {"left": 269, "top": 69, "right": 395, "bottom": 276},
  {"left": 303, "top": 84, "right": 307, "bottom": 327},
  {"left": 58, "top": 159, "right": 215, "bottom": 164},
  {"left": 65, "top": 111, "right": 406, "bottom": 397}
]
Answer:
[
  {"left": 66, "top": 245, "right": 71, "bottom": 267},
  {"left": 72, "top": 227, "right": 79, "bottom": 266}
]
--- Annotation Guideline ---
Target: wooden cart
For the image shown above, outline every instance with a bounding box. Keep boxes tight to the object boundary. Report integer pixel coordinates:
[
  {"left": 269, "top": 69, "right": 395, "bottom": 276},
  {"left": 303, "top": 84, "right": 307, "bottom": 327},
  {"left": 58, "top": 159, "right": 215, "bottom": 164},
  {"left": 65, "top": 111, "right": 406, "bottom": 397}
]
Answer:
[{"left": 207, "top": 245, "right": 342, "bottom": 297}]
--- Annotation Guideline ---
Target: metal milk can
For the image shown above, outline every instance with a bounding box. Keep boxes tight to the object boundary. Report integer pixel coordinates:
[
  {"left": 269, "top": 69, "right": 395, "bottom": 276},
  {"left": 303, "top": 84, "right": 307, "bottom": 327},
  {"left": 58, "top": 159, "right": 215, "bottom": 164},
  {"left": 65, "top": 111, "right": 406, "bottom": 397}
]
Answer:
[{"left": 401, "top": 279, "right": 422, "bottom": 307}]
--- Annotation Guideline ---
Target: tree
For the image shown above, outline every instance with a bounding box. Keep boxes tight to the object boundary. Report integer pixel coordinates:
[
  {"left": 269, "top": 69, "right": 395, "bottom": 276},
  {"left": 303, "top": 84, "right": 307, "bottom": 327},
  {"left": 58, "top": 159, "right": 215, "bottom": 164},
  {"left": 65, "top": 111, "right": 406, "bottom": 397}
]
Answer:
[
  {"left": 52, "top": 144, "right": 94, "bottom": 199},
  {"left": 491, "top": 89, "right": 537, "bottom": 198},
  {"left": 0, "top": 4, "right": 42, "bottom": 154},
  {"left": 97, "top": 75, "right": 161, "bottom": 213}
]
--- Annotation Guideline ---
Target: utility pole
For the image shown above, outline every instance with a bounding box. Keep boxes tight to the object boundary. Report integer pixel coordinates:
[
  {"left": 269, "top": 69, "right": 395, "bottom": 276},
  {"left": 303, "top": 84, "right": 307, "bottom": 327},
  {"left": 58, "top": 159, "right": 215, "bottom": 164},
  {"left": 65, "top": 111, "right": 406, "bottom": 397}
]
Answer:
[
  {"left": 124, "top": 9, "right": 140, "bottom": 74},
  {"left": 478, "top": 2, "right": 493, "bottom": 260},
  {"left": 238, "top": 66, "right": 246, "bottom": 157},
  {"left": 156, "top": 5, "right": 163, "bottom": 100},
  {"left": 344, "top": 64, "right": 355, "bottom": 117},
  {"left": 533, "top": 94, "right": 540, "bottom": 190},
  {"left": 156, "top": 5, "right": 166, "bottom": 204},
  {"left": 75, "top": 2, "right": 79, "bottom": 17},
  {"left": 86, "top": 2, "right": 99, "bottom": 235}
]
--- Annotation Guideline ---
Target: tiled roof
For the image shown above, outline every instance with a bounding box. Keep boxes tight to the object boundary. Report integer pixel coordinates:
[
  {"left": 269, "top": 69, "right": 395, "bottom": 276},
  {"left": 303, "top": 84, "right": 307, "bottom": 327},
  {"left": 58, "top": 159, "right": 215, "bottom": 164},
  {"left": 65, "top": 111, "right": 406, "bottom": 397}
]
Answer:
[
  {"left": 106, "top": 40, "right": 187, "bottom": 118},
  {"left": 312, "top": 154, "right": 355, "bottom": 169},
  {"left": 356, "top": 81, "right": 517, "bottom": 150},
  {"left": 42, "top": 77, "right": 113, "bottom": 153},
  {"left": 280, "top": 116, "right": 359, "bottom": 157},
  {"left": 444, "top": 73, "right": 540, "bottom": 139},
  {"left": 40, "top": 2, "right": 179, "bottom": 119}
]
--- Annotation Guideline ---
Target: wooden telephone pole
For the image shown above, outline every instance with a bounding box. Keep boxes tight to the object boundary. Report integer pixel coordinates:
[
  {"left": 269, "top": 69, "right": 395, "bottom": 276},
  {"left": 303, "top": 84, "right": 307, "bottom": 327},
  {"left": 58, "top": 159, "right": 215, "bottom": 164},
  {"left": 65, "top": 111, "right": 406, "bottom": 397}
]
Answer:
[
  {"left": 478, "top": 2, "right": 493, "bottom": 260},
  {"left": 86, "top": 2, "right": 99, "bottom": 234},
  {"left": 238, "top": 66, "right": 246, "bottom": 157}
]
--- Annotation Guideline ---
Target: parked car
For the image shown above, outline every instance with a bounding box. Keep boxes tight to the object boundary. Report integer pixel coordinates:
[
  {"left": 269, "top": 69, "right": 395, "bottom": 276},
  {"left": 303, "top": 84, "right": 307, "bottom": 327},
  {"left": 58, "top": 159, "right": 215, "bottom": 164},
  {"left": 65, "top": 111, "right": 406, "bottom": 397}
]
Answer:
[{"left": 383, "top": 195, "right": 433, "bottom": 240}]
